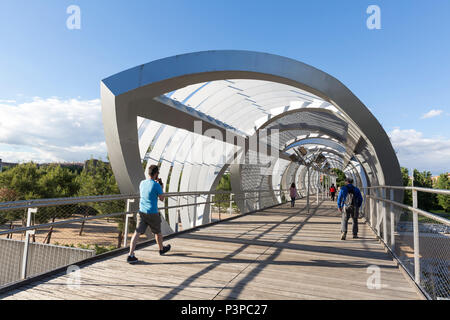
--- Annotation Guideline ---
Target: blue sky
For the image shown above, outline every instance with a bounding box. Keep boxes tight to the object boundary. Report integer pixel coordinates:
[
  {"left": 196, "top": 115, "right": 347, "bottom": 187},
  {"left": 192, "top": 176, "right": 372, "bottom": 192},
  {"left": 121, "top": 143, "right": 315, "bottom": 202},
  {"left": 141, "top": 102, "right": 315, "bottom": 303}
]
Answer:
[{"left": 0, "top": 0, "right": 448, "bottom": 174}]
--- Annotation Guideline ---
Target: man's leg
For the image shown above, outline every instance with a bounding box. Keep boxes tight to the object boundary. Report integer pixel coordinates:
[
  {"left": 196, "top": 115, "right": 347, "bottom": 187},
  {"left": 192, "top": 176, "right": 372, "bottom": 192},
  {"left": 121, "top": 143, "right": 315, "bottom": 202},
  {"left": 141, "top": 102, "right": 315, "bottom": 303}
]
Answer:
[
  {"left": 129, "top": 231, "right": 140, "bottom": 256},
  {"left": 352, "top": 207, "right": 359, "bottom": 237},
  {"left": 155, "top": 233, "right": 163, "bottom": 250},
  {"left": 341, "top": 210, "right": 352, "bottom": 240},
  {"left": 151, "top": 213, "right": 171, "bottom": 255}
]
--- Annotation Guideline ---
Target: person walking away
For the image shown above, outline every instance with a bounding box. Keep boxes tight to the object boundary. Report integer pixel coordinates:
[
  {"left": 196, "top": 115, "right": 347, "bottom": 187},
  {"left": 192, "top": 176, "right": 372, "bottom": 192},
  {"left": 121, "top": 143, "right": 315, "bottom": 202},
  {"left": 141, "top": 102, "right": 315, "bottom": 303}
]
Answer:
[
  {"left": 290, "top": 183, "right": 297, "bottom": 207},
  {"left": 337, "top": 177, "right": 363, "bottom": 240},
  {"left": 329, "top": 184, "right": 337, "bottom": 201},
  {"left": 127, "top": 165, "right": 171, "bottom": 263}
]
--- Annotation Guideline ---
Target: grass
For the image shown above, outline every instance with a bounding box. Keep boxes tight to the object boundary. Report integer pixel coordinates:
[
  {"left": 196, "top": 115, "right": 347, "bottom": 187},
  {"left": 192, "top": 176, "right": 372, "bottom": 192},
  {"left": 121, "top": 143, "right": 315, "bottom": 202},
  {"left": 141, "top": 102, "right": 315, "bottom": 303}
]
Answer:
[
  {"left": 53, "top": 242, "right": 117, "bottom": 255},
  {"left": 429, "top": 209, "right": 450, "bottom": 220},
  {"left": 399, "top": 208, "right": 450, "bottom": 223}
]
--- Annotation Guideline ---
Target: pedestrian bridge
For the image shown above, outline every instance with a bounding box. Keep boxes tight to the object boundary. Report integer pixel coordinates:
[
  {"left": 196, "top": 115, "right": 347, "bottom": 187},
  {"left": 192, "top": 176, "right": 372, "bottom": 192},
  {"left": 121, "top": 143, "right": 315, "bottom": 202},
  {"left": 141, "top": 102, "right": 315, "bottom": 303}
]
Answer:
[
  {"left": 0, "top": 51, "right": 448, "bottom": 300},
  {"left": 0, "top": 199, "right": 424, "bottom": 300}
]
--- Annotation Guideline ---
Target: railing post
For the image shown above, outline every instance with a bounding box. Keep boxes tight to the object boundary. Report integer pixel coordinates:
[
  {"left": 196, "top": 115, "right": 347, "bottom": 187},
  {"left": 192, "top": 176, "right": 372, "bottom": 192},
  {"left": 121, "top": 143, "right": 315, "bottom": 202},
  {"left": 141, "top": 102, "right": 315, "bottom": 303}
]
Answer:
[
  {"left": 390, "top": 188, "right": 395, "bottom": 248},
  {"left": 207, "top": 195, "right": 211, "bottom": 221},
  {"left": 374, "top": 188, "right": 379, "bottom": 235},
  {"left": 382, "top": 187, "right": 387, "bottom": 243},
  {"left": 21, "top": 207, "right": 37, "bottom": 279},
  {"left": 306, "top": 166, "right": 310, "bottom": 213},
  {"left": 412, "top": 187, "right": 421, "bottom": 284},
  {"left": 370, "top": 188, "right": 375, "bottom": 228},
  {"left": 229, "top": 193, "right": 233, "bottom": 215},
  {"left": 316, "top": 172, "right": 319, "bottom": 205},
  {"left": 123, "top": 199, "right": 135, "bottom": 248},
  {"left": 193, "top": 195, "right": 197, "bottom": 227}
]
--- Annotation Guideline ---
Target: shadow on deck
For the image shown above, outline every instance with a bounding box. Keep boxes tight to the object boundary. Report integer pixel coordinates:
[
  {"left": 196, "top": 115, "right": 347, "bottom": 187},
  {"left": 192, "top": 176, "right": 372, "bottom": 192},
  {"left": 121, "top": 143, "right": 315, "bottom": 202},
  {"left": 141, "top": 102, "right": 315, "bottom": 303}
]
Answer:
[{"left": 0, "top": 200, "right": 423, "bottom": 300}]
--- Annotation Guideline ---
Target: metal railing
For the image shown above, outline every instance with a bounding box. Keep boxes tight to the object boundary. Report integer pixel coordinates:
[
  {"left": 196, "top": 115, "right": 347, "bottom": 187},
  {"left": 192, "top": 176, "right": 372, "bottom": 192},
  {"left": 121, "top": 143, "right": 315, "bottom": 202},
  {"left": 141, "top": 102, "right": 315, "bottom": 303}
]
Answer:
[
  {"left": 362, "top": 186, "right": 450, "bottom": 300},
  {"left": 0, "top": 189, "right": 286, "bottom": 289}
]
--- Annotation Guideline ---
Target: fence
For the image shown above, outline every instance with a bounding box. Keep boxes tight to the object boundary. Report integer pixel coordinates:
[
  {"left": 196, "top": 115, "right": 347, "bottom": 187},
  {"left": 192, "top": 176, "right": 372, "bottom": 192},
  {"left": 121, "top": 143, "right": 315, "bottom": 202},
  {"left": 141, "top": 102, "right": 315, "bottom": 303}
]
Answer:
[
  {"left": 0, "top": 238, "right": 94, "bottom": 287},
  {"left": 362, "top": 186, "right": 450, "bottom": 300},
  {"left": 0, "top": 189, "right": 286, "bottom": 289}
]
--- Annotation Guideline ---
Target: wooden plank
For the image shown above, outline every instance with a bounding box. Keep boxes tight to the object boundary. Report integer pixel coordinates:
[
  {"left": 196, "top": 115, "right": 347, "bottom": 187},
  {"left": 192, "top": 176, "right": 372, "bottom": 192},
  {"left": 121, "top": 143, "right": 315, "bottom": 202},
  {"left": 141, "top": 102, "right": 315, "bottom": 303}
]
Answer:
[{"left": 1, "top": 201, "right": 421, "bottom": 300}]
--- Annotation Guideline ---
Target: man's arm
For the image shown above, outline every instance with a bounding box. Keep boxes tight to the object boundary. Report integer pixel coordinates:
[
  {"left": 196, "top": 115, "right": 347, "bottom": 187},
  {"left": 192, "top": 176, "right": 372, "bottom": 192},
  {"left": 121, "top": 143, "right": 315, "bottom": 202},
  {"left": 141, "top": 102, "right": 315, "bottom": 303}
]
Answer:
[
  {"left": 158, "top": 181, "right": 164, "bottom": 201},
  {"left": 356, "top": 188, "right": 363, "bottom": 207},
  {"left": 337, "top": 187, "right": 347, "bottom": 211}
]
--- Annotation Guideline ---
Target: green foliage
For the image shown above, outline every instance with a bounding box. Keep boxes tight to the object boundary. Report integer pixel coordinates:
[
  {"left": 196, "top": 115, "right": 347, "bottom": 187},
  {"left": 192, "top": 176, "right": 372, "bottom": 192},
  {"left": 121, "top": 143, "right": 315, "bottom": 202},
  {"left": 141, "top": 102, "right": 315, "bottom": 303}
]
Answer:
[
  {"left": 435, "top": 173, "right": 450, "bottom": 212},
  {"left": 0, "top": 162, "right": 43, "bottom": 199},
  {"left": 332, "top": 168, "right": 346, "bottom": 187},
  {"left": 0, "top": 163, "right": 80, "bottom": 225},
  {"left": 214, "top": 173, "right": 231, "bottom": 205},
  {"left": 0, "top": 188, "right": 21, "bottom": 225},
  {"left": 76, "top": 243, "right": 117, "bottom": 255},
  {"left": 75, "top": 158, "right": 125, "bottom": 242},
  {"left": 413, "top": 169, "right": 438, "bottom": 211},
  {"left": 54, "top": 242, "right": 117, "bottom": 255},
  {"left": 401, "top": 167, "right": 412, "bottom": 206}
]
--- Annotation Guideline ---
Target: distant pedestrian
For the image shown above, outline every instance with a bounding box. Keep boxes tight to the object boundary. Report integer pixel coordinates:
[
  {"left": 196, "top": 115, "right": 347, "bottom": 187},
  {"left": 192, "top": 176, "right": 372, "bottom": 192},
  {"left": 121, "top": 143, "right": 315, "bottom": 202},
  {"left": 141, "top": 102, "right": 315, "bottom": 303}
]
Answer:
[
  {"left": 127, "top": 165, "right": 171, "bottom": 264},
  {"left": 337, "top": 177, "right": 363, "bottom": 240},
  {"left": 290, "top": 183, "right": 298, "bottom": 207},
  {"left": 329, "top": 184, "right": 337, "bottom": 201}
]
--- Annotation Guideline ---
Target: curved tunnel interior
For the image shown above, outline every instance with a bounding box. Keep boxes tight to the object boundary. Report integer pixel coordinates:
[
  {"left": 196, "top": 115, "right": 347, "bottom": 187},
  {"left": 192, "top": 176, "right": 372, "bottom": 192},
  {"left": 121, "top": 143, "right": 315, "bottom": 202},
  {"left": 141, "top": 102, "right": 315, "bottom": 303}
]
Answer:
[{"left": 101, "top": 51, "right": 402, "bottom": 234}]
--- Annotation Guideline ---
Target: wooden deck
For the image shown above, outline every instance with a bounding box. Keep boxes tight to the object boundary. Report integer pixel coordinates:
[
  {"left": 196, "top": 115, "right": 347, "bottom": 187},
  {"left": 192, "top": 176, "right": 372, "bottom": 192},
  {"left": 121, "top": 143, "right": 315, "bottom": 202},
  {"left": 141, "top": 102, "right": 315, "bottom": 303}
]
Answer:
[{"left": 0, "top": 200, "right": 422, "bottom": 300}]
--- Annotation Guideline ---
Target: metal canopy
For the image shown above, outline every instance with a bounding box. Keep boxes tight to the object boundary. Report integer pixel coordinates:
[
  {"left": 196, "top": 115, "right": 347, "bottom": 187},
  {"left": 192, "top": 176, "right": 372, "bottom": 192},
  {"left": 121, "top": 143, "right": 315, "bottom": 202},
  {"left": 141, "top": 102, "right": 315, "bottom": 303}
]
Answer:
[{"left": 101, "top": 50, "right": 402, "bottom": 230}]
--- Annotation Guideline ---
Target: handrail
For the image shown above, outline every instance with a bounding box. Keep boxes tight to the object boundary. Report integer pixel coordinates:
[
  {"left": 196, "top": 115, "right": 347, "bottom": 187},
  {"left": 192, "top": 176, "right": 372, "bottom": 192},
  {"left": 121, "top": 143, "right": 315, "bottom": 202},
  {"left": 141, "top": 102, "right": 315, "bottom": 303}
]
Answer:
[
  {"left": 362, "top": 184, "right": 449, "bottom": 300},
  {"left": 365, "top": 185, "right": 450, "bottom": 195},
  {"left": 0, "top": 190, "right": 289, "bottom": 234},
  {"left": 366, "top": 194, "right": 450, "bottom": 226},
  {"left": 0, "top": 189, "right": 286, "bottom": 211}
]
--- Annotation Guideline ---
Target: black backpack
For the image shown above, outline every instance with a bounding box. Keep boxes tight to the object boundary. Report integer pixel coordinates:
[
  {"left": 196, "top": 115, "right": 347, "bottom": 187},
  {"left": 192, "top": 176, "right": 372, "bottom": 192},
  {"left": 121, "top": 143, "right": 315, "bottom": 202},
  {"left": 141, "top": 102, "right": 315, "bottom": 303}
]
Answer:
[{"left": 344, "top": 187, "right": 356, "bottom": 216}]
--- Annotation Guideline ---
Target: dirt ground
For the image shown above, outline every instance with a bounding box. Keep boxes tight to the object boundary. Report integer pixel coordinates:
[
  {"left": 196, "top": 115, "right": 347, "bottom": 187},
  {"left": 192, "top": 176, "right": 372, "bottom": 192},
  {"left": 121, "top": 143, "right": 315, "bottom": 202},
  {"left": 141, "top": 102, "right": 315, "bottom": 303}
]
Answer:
[{"left": 0, "top": 209, "right": 241, "bottom": 248}]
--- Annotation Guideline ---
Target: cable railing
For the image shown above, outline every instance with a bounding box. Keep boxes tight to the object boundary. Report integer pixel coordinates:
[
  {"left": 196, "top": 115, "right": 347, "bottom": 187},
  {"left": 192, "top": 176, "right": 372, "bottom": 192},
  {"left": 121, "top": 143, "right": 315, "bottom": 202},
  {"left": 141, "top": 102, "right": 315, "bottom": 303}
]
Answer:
[
  {"left": 362, "top": 185, "right": 450, "bottom": 300},
  {"left": 0, "top": 189, "right": 287, "bottom": 289}
]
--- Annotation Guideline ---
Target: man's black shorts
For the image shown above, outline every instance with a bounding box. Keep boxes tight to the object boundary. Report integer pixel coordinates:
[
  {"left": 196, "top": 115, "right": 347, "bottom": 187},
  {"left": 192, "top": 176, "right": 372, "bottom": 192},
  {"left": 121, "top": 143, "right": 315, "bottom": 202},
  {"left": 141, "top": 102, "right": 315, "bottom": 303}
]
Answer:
[{"left": 136, "top": 212, "right": 161, "bottom": 234}]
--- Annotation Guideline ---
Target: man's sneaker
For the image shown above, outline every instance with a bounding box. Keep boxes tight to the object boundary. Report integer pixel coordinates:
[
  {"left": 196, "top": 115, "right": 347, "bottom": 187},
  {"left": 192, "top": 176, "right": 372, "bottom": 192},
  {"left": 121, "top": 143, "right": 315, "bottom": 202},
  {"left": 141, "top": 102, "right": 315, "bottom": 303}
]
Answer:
[
  {"left": 341, "top": 233, "right": 346, "bottom": 240},
  {"left": 159, "top": 244, "right": 171, "bottom": 255},
  {"left": 353, "top": 234, "right": 359, "bottom": 239},
  {"left": 127, "top": 255, "right": 138, "bottom": 264}
]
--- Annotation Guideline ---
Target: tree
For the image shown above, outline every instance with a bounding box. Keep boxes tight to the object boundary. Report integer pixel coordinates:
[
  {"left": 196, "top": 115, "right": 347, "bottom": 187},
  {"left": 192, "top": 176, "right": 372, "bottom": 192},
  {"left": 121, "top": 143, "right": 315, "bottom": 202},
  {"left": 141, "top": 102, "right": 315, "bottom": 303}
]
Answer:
[
  {"left": 401, "top": 167, "right": 412, "bottom": 206},
  {"left": 435, "top": 173, "right": 449, "bottom": 212},
  {"left": 37, "top": 165, "right": 80, "bottom": 243},
  {"left": 0, "top": 162, "right": 43, "bottom": 201},
  {"left": 215, "top": 173, "right": 231, "bottom": 205},
  {"left": 0, "top": 188, "right": 20, "bottom": 239},
  {"left": 413, "top": 169, "right": 438, "bottom": 211},
  {"left": 75, "top": 159, "right": 125, "bottom": 247},
  {"left": 0, "top": 163, "right": 80, "bottom": 243},
  {"left": 332, "top": 168, "right": 346, "bottom": 187},
  {"left": 0, "top": 163, "right": 43, "bottom": 230}
]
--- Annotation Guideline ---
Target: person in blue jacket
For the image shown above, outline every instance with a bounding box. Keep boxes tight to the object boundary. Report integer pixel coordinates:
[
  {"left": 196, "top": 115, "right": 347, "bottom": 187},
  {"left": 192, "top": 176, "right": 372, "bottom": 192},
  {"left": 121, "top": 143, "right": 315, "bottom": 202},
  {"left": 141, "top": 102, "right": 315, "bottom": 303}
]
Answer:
[{"left": 337, "top": 177, "right": 363, "bottom": 240}]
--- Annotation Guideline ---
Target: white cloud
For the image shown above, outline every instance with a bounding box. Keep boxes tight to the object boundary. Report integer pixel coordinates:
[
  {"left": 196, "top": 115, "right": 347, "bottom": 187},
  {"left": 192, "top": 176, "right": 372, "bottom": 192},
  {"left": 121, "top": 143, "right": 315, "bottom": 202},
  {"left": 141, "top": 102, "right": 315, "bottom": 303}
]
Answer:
[
  {"left": 389, "top": 128, "right": 450, "bottom": 174},
  {"left": 0, "top": 97, "right": 107, "bottom": 163},
  {"left": 421, "top": 109, "right": 443, "bottom": 119}
]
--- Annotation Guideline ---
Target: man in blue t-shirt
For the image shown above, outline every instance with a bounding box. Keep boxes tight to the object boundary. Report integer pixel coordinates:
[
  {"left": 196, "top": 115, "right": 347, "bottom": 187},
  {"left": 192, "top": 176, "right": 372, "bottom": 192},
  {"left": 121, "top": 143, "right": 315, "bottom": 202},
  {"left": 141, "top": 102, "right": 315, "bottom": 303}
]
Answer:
[
  {"left": 337, "top": 177, "right": 363, "bottom": 240},
  {"left": 127, "top": 165, "right": 171, "bottom": 264}
]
